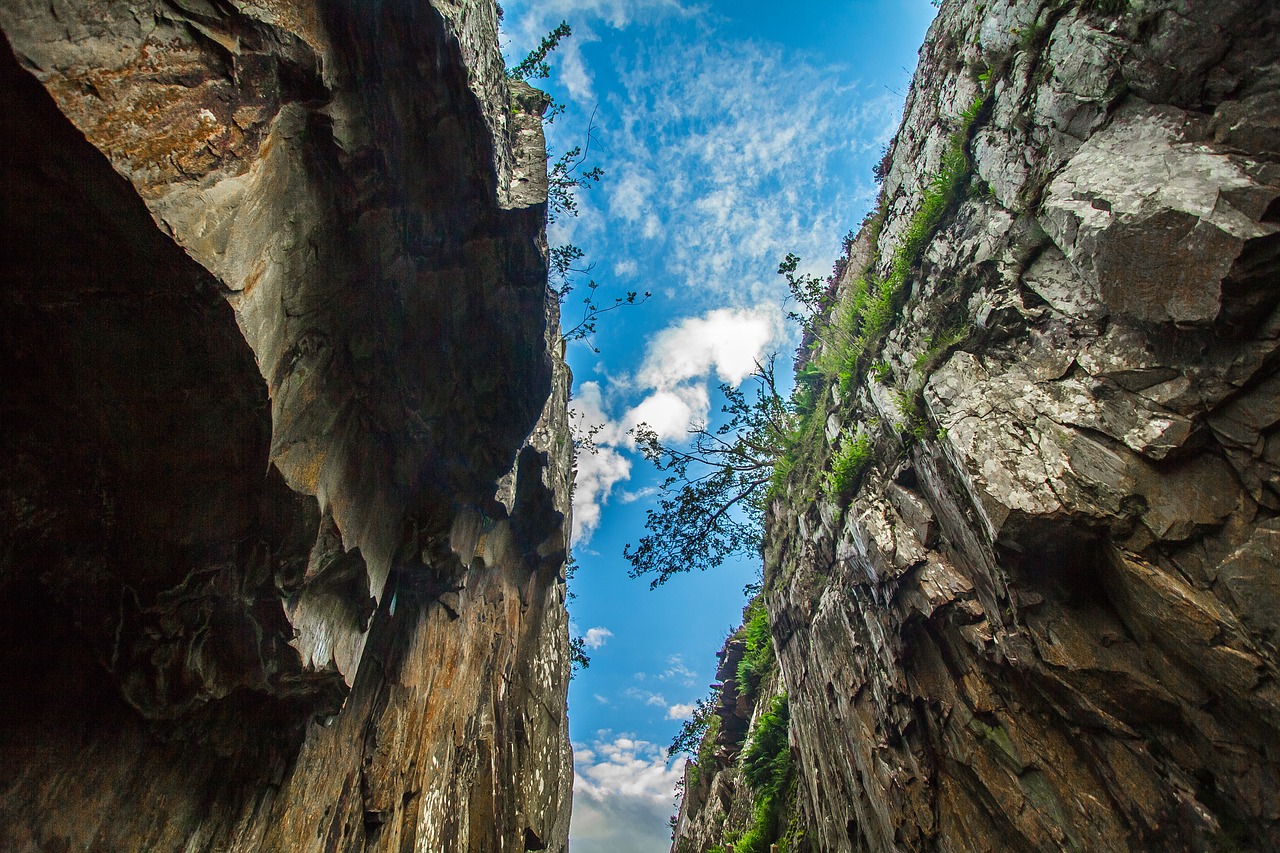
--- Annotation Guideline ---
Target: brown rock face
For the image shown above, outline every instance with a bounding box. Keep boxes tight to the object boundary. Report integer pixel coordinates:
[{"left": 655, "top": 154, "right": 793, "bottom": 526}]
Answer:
[
  {"left": 0, "top": 0, "right": 572, "bottom": 849},
  {"left": 676, "top": 1, "right": 1280, "bottom": 851}
]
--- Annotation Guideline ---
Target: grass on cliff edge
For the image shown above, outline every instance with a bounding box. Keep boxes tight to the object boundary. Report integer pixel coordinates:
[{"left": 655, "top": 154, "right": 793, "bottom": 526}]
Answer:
[
  {"left": 769, "top": 89, "right": 987, "bottom": 510},
  {"left": 718, "top": 694, "right": 797, "bottom": 853}
]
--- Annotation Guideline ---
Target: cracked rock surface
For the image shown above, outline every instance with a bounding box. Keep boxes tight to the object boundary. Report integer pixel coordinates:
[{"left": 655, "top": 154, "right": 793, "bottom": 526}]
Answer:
[
  {"left": 677, "top": 0, "right": 1279, "bottom": 851},
  {"left": 0, "top": 1, "right": 573, "bottom": 849}
]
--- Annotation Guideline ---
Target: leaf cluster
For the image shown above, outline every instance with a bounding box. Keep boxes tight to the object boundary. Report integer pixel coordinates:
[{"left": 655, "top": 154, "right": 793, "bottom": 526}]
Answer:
[
  {"left": 735, "top": 597, "right": 775, "bottom": 702},
  {"left": 669, "top": 695, "right": 720, "bottom": 758},
  {"left": 624, "top": 360, "right": 798, "bottom": 588},
  {"left": 569, "top": 635, "right": 590, "bottom": 672},
  {"left": 508, "top": 21, "right": 572, "bottom": 81},
  {"left": 561, "top": 280, "right": 651, "bottom": 352}
]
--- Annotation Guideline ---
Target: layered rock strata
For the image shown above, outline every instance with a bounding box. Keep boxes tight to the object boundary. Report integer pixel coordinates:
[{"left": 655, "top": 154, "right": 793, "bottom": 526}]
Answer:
[
  {"left": 678, "top": 0, "right": 1280, "bottom": 850},
  {"left": 0, "top": 0, "right": 572, "bottom": 849}
]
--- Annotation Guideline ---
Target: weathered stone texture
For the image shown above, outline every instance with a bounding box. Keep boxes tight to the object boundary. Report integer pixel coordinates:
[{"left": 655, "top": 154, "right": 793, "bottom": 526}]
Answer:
[
  {"left": 0, "top": 0, "right": 572, "bottom": 849},
  {"left": 683, "top": 0, "right": 1280, "bottom": 851}
]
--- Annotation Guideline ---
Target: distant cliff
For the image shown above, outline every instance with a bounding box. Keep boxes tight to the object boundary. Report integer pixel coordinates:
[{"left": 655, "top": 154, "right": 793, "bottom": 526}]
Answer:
[
  {"left": 0, "top": 1, "right": 573, "bottom": 849},
  {"left": 674, "top": 0, "right": 1280, "bottom": 850}
]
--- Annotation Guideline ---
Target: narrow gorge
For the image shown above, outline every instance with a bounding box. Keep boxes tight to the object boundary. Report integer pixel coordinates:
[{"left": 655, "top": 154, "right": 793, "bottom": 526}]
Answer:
[
  {"left": 2, "top": 0, "right": 1278, "bottom": 851},
  {"left": 674, "top": 0, "right": 1280, "bottom": 851}
]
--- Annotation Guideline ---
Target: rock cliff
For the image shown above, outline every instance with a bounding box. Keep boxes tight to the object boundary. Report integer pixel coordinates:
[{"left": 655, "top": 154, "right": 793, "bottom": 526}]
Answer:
[
  {"left": 0, "top": 0, "right": 573, "bottom": 849},
  {"left": 675, "top": 0, "right": 1280, "bottom": 850}
]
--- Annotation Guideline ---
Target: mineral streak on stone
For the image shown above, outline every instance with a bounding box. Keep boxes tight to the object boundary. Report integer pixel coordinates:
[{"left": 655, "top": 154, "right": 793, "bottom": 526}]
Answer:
[
  {"left": 0, "top": 0, "right": 573, "bottom": 849},
  {"left": 675, "top": 0, "right": 1280, "bottom": 851}
]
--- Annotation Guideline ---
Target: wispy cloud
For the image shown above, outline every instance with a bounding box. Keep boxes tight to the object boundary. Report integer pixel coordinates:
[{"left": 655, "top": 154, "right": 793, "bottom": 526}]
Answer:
[
  {"left": 624, "top": 687, "right": 668, "bottom": 708},
  {"left": 570, "top": 733, "right": 685, "bottom": 853},
  {"left": 656, "top": 654, "right": 698, "bottom": 686},
  {"left": 598, "top": 35, "right": 899, "bottom": 309},
  {"left": 666, "top": 703, "right": 697, "bottom": 721}
]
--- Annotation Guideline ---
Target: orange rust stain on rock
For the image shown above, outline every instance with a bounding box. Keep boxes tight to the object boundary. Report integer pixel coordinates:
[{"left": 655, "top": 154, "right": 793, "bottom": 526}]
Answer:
[
  {"left": 43, "top": 38, "right": 270, "bottom": 198},
  {"left": 294, "top": 449, "right": 324, "bottom": 494},
  {"left": 240, "top": 262, "right": 265, "bottom": 297}
]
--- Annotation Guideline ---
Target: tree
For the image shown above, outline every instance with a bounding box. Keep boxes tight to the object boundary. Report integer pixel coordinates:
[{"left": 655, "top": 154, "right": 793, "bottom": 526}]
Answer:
[
  {"left": 508, "top": 21, "right": 572, "bottom": 82},
  {"left": 669, "top": 696, "right": 719, "bottom": 757},
  {"left": 623, "top": 359, "right": 796, "bottom": 588},
  {"left": 569, "top": 635, "right": 591, "bottom": 673}
]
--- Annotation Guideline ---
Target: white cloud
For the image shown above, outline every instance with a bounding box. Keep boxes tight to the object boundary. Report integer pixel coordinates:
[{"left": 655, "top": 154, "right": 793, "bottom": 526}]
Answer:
[
  {"left": 596, "top": 34, "right": 901, "bottom": 309},
  {"left": 572, "top": 443, "right": 630, "bottom": 543},
  {"left": 657, "top": 654, "right": 698, "bottom": 686},
  {"left": 583, "top": 626, "right": 614, "bottom": 649},
  {"left": 570, "top": 382, "right": 633, "bottom": 543},
  {"left": 666, "top": 703, "right": 697, "bottom": 721},
  {"left": 571, "top": 732, "right": 685, "bottom": 853},
  {"left": 608, "top": 169, "right": 656, "bottom": 224},
  {"left": 617, "top": 485, "right": 658, "bottom": 504},
  {"left": 625, "top": 688, "right": 668, "bottom": 708},
  {"left": 623, "top": 387, "right": 707, "bottom": 442},
  {"left": 567, "top": 306, "right": 782, "bottom": 543},
  {"left": 594, "top": 693, "right": 611, "bottom": 704},
  {"left": 574, "top": 732, "right": 683, "bottom": 801},
  {"left": 637, "top": 307, "right": 782, "bottom": 389}
]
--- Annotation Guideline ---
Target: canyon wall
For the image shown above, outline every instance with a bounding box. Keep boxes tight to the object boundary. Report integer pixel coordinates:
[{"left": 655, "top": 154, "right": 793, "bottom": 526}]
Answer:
[
  {"left": 676, "top": 0, "right": 1280, "bottom": 850},
  {"left": 0, "top": 0, "right": 573, "bottom": 849}
]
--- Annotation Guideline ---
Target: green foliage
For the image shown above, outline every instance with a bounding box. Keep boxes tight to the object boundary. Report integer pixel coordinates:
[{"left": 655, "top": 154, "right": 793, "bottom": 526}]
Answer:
[
  {"left": 778, "top": 252, "right": 829, "bottom": 334},
  {"left": 624, "top": 361, "right": 798, "bottom": 588},
  {"left": 1082, "top": 0, "right": 1129, "bottom": 16},
  {"left": 688, "top": 711, "right": 722, "bottom": 790},
  {"left": 893, "top": 389, "right": 931, "bottom": 444},
  {"left": 508, "top": 21, "right": 572, "bottom": 81},
  {"left": 547, "top": 144, "right": 603, "bottom": 223},
  {"left": 735, "top": 598, "right": 775, "bottom": 702},
  {"left": 670, "top": 696, "right": 719, "bottom": 758},
  {"left": 825, "top": 431, "right": 873, "bottom": 500},
  {"left": 728, "top": 694, "right": 793, "bottom": 853},
  {"left": 742, "top": 695, "right": 790, "bottom": 795},
  {"left": 569, "top": 635, "right": 590, "bottom": 673}
]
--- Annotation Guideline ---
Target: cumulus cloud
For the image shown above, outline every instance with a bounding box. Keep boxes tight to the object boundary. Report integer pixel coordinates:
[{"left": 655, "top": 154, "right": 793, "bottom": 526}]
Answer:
[
  {"left": 583, "top": 627, "right": 614, "bottom": 649},
  {"left": 570, "top": 733, "right": 685, "bottom": 853},
  {"left": 666, "top": 703, "right": 697, "bottom": 721},
  {"left": 637, "top": 307, "right": 782, "bottom": 389},
  {"left": 568, "top": 307, "right": 782, "bottom": 544},
  {"left": 572, "top": 443, "right": 630, "bottom": 543}
]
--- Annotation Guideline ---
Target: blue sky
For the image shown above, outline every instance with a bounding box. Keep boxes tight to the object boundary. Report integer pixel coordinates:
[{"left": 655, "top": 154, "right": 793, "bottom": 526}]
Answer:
[{"left": 500, "top": 1, "right": 938, "bottom": 848}]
